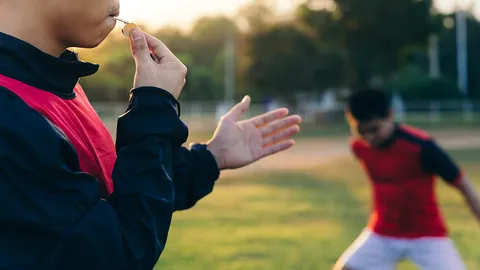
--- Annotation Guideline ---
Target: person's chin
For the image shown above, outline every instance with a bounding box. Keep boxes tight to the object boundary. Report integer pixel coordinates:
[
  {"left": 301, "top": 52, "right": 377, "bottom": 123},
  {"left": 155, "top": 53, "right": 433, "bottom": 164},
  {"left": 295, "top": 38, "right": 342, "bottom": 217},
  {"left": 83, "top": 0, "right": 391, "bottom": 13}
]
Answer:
[
  {"left": 82, "top": 25, "right": 116, "bottom": 48},
  {"left": 79, "top": 37, "right": 106, "bottom": 49}
]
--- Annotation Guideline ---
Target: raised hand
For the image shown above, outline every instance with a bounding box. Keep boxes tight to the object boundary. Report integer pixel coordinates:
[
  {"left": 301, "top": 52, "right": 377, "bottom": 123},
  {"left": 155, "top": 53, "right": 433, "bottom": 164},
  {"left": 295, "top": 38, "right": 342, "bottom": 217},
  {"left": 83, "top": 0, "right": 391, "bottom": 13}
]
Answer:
[
  {"left": 128, "top": 28, "right": 187, "bottom": 99},
  {"left": 205, "top": 96, "right": 302, "bottom": 170}
]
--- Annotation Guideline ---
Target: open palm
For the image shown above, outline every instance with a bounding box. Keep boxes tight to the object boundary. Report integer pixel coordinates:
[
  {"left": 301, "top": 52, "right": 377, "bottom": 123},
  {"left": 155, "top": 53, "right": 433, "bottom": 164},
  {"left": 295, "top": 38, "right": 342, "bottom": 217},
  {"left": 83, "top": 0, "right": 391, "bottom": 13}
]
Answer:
[{"left": 206, "top": 96, "right": 302, "bottom": 170}]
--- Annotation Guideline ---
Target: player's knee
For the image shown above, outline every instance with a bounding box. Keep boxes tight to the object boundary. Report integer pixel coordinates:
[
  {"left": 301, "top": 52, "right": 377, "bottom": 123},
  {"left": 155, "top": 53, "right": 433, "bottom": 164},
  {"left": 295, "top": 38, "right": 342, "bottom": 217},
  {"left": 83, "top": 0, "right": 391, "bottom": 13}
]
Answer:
[
  {"left": 333, "top": 266, "right": 354, "bottom": 270},
  {"left": 332, "top": 261, "right": 355, "bottom": 270}
]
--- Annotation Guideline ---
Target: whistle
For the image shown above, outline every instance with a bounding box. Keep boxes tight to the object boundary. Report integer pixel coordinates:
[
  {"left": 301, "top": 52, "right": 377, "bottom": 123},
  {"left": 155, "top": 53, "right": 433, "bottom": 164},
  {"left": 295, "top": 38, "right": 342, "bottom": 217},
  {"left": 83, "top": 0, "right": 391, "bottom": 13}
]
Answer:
[
  {"left": 114, "top": 17, "right": 159, "bottom": 63},
  {"left": 114, "top": 17, "right": 137, "bottom": 38}
]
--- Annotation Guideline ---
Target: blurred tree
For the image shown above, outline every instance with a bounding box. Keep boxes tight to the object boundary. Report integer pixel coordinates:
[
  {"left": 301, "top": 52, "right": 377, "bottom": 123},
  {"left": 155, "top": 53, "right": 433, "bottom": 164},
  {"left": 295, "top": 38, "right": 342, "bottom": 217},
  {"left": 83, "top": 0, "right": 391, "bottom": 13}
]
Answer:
[
  {"left": 151, "top": 26, "right": 193, "bottom": 56},
  {"left": 184, "top": 16, "right": 241, "bottom": 100},
  {"left": 300, "top": 0, "right": 441, "bottom": 88},
  {"left": 237, "top": 0, "right": 276, "bottom": 33},
  {"left": 245, "top": 23, "right": 345, "bottom": 100},
  {"left": 387, "top": 64, "right": 462, "bottom": 101},
  {"left": 182, "top": 66, "right": 224, "bottom": 101},
  {"left": 235, "top": 0, "right": 278, "bottom": 99},
  {"left": 295, "top": 2, "right": 343, "bottom": 46},
  {"left": 189, "top": 16, "right": 239, "bottom": 68},
  {"left": 73, "top": 2, "right": 478, "bottom": 103},
  {"left": 295, "top": 2, "right": 354, "bottom": 85}
]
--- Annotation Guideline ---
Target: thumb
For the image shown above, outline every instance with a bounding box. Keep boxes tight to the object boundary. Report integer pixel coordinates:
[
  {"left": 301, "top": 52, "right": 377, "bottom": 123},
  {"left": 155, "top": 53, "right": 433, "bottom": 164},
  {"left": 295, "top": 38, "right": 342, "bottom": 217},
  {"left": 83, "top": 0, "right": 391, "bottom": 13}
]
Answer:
[
  {"left": 225, "top": 95, "right": 251, "bottom": 121},
  {"left": 129, "top": 28, "right": 150, "bottom": 64}
]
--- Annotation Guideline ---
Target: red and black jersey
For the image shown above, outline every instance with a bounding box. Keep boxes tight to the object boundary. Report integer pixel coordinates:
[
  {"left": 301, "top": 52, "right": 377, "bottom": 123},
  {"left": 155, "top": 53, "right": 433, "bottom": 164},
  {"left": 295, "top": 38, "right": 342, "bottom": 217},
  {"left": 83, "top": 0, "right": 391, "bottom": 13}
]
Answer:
[{"left": 350, "top": 124, "right": 463, "bottom": 238}]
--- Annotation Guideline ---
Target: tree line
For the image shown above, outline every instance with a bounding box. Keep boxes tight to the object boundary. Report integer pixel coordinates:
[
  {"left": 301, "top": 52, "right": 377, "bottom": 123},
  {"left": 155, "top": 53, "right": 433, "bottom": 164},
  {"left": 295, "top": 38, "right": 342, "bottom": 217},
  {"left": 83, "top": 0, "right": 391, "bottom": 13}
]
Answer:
[{"left": 78, "top": 0, "right": 480, "bottom": 102}]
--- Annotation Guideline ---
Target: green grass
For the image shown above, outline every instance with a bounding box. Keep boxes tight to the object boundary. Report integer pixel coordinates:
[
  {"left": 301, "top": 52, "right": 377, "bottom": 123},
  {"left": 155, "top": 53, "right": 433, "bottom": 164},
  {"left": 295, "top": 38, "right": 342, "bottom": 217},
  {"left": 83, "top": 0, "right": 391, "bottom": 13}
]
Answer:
[{"left": 155, "top": 148, "right": 480, "bottom": 269}]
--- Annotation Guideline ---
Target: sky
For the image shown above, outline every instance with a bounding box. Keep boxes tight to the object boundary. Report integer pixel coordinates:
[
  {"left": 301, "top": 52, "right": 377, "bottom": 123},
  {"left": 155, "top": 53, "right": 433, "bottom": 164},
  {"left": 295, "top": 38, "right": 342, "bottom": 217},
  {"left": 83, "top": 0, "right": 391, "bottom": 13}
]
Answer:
[{"left": 118, "top": 0, "right": 480, "bottom": 30}]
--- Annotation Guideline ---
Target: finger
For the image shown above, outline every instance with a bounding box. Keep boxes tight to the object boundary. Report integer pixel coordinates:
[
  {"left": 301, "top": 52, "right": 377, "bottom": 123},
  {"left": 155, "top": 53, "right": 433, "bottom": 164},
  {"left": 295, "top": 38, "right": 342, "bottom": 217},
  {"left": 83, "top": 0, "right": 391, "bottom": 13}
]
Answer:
[
  {"left": 224, "top": 95, "right": 251, "bottom": 121},
  {"left": 259, "top": 115, "right": 302, "bottom": 136},
  {"left": 263, "top": 125, "right": 300, "bottom": 146},
  {"left": 262, "top": 140, "right": 295, "bottom": 158},
  {"left": 144, "top": 32, "right": 177, "bottom": 62},
  {"left": 251, "top": 108, "right": 289, "bottom": 128},
  {"left": 129, "top": 28, "right": 152, "bottom": 64},
  {"left": 150, "top": 53, "right": 160, "bottom": 63}
]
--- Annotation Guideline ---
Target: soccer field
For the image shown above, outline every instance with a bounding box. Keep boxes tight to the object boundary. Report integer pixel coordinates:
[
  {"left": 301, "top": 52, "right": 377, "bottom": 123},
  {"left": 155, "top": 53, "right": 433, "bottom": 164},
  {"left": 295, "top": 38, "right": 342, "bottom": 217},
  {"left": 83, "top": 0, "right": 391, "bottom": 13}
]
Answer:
[{"left": 155, "top": 141, "right": 480, "bottom": 269}]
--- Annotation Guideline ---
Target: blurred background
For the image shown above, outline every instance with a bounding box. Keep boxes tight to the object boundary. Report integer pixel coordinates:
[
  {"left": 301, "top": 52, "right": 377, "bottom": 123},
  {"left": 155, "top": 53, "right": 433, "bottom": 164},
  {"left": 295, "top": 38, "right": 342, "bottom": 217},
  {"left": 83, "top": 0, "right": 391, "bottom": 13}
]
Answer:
[{"left": 78, "top": 0, "right": 480, "bottom": 269}]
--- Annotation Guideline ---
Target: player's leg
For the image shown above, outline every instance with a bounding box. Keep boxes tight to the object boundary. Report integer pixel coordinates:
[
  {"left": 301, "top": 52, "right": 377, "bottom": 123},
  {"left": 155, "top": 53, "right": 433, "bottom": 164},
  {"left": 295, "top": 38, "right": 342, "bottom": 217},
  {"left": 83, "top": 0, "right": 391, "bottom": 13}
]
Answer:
[
  {"left": 407, "top": 237, "right": 466, "bottom": 270},
  {"left": 333, "top": 229, "right": 400, "bottom": 270}
]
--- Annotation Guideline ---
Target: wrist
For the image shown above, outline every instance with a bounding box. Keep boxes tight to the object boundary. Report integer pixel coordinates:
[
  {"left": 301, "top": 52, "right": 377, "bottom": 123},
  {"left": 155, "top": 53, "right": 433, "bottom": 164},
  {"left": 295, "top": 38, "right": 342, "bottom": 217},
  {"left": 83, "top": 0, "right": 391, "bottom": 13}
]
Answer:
[
  {"left": 130, "top": 86, "right": 181, "bottom": 116},
  {"left": 116, "top": 88, "right": 188, "bottom": 150},
  {"left": 188, "top": 143, "right": 221, "bottom": 181},
  {"left": 206, "top": 140, "right": 227, "bottom": 170}
]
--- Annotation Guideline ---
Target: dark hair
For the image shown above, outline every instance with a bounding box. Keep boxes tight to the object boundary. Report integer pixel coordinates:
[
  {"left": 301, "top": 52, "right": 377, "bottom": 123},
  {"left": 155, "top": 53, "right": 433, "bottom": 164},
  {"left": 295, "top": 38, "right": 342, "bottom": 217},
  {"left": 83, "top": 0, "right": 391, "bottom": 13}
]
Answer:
[{"left": 347, "top": 89, "right": 391, "bottom": 122}]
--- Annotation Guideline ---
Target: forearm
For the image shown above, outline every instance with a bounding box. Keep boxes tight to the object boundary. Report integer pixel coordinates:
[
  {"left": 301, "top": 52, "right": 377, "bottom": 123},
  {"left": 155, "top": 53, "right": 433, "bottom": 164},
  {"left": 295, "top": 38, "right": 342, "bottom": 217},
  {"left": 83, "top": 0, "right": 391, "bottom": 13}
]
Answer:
[
  {"left": 463, "top": 195, "right": 480, "bottom": 224},
  {"left": 109, "top": 138, "right": 174, "bottom": 268},
  {"left": 457, "top": 177, "right": 480, "bottom": 223},
  {"left": 172, "top": 144, "right": 220, "bottom": 211},
  {"left": 111, "top": 87, "right": 189, "bottom": 268}
]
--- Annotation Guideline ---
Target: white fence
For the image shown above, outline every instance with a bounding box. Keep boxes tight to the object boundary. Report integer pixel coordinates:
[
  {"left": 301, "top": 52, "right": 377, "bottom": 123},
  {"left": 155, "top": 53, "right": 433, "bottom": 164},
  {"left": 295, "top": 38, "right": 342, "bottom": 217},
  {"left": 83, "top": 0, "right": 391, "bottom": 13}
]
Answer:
[{"left": 91, "top": 100, "right": 480, "bottom": 134}]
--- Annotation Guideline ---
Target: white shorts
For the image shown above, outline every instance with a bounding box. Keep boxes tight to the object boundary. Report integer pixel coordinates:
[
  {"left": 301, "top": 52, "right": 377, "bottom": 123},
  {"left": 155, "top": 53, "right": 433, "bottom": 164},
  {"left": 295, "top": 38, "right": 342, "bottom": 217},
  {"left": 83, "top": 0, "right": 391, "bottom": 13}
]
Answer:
[{"left": 335, "top": 229, "right": 466, "bottom": 270}]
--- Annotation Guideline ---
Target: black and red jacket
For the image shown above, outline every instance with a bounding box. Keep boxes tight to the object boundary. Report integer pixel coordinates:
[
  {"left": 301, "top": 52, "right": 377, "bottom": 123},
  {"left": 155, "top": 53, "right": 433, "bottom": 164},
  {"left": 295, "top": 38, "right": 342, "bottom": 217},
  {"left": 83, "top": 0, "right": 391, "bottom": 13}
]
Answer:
[{"left": 0, "top": 31, "right": 219, "bottom": 269}]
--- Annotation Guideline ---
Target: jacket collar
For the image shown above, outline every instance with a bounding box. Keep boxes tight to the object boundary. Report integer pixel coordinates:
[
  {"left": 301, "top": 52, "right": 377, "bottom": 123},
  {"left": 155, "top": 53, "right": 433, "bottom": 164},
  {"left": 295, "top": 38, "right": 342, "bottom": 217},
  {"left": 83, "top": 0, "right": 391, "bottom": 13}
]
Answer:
[{"left": 0, "top": 32, "right": 99, "bottom": 98}]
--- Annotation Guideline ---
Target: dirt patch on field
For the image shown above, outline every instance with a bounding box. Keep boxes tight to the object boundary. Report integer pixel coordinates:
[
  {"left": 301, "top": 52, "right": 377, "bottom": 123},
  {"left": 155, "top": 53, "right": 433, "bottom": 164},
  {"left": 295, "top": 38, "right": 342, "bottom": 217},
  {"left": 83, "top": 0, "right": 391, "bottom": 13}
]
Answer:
[
  {"left": 102, "top": 119, "right": 479, "bottom": 177},
  {"left": 221, "top": 130, "right": 480, "bottom": 177}
]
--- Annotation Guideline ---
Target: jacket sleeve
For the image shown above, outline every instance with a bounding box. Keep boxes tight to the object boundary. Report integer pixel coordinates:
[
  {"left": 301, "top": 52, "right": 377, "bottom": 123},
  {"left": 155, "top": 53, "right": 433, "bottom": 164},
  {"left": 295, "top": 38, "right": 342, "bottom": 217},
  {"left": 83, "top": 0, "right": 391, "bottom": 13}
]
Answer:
[
  {"left": 0, "top": 87, "right": 186, "bottom": 270},
  {"left": 172, "top": 144, "right": 220, "bottom": 211}
]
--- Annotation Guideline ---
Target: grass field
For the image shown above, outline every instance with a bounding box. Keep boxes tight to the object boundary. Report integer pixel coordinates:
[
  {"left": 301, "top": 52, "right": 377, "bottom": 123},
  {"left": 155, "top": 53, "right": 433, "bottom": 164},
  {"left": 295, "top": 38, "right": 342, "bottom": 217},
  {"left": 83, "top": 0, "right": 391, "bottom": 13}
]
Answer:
[
  {"left": 154, "top": 147, "right": 480, "bottom": 270},
  {"left": 98, "top": 111, "right": 480, "bottom": 269}
]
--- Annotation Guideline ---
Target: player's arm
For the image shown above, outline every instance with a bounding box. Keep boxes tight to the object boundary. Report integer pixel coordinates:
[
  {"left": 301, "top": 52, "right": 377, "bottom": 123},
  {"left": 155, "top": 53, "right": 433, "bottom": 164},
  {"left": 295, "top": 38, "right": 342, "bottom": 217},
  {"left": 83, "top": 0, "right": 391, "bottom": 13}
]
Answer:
[
  {"left": 171, "top": 144, "right": 220, "bottom": 211},
  {"left": 421, "top": 139, "right": 480, "bottom": 224},
  {"left": 456, "top": 177, "right": 480, "bottom": 224},
  {"left": 0, "top": 87, "right": 185, "bottom": 269}
]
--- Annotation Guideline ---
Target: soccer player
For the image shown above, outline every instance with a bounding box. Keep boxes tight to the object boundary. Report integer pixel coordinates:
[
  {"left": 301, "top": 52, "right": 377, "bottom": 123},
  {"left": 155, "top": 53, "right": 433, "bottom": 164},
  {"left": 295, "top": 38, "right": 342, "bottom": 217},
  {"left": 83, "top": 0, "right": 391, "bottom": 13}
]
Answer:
[
  {"left": 0, "top": 0, "right": 301, "bottom": 269},
  {"left": 333, "top": 89, "right": 480, "bottom": 270}
]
